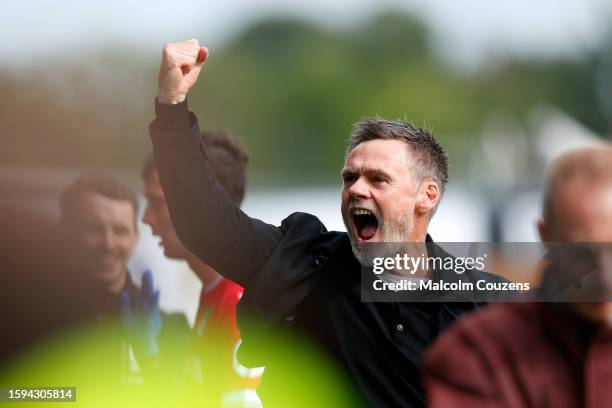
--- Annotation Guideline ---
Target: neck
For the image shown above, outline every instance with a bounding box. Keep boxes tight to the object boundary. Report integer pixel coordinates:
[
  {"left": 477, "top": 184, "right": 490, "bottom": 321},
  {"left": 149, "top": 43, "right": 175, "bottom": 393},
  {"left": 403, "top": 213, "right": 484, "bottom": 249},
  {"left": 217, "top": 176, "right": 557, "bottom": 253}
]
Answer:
[
  {"left": 186, "top": 253, "right": 222, "bottom": 287},
  {"left": 410, "top": 211, "right": 431, "bottom": 242}
]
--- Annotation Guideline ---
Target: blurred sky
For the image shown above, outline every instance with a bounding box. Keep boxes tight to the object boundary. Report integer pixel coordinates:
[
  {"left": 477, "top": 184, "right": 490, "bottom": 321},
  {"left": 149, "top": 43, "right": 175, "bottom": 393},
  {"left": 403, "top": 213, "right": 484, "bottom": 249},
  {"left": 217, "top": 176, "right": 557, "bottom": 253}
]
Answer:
[{"left": 2, "top": 0, "right": 612, "bottom": 69}]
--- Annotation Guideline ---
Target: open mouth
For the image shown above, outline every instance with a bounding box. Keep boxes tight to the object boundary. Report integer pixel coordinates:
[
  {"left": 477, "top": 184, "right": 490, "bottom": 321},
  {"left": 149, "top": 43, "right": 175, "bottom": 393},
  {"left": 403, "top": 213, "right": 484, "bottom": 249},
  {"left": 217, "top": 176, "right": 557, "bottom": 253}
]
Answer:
[{"left": 352, "top": 208, "right": 379, "bottom": 241}]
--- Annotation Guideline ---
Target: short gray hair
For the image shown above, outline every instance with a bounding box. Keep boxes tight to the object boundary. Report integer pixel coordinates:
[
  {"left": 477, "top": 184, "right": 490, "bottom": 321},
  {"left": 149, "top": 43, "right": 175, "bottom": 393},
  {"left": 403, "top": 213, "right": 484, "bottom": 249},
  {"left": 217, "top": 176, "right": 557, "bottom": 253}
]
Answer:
[{"left": 346, "top": 117, "right": 449, "bottom": 201}]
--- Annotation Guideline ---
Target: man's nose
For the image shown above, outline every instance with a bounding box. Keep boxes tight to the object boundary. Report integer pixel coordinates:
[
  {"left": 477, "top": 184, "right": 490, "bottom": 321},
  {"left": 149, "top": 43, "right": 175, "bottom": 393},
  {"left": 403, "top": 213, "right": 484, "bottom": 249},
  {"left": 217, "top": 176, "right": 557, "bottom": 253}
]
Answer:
[
  {"left": 143, "top": 205, "right": 154, "bottom": 227},
  {"left": 348, "top": 177, "right": 371, "bottom": 200},
  {"left": 101, "top": 229, "right": 117, "bottom": 250}
]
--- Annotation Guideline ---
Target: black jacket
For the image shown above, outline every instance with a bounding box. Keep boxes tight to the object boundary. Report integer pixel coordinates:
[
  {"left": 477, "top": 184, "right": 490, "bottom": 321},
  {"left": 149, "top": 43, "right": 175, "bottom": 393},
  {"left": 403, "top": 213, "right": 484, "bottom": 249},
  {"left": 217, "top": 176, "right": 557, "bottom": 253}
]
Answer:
[{"left": 150, "top": 100, "right": 502, "bottom": 407}]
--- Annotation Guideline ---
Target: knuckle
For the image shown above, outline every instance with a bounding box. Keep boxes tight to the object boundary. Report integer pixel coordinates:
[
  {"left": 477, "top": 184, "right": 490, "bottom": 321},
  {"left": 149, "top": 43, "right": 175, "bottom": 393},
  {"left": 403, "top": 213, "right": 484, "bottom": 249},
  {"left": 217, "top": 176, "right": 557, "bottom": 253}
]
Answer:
[{"left": 162, "top": 43, "right": 173, "bottom": 56}]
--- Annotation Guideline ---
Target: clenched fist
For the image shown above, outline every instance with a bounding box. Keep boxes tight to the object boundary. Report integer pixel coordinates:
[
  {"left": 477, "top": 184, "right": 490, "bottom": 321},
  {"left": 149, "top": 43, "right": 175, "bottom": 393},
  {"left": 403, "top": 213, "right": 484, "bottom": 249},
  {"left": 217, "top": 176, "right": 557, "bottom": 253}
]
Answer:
[{"left": 158, "top": 39, "right": 209, "bottom": 105}]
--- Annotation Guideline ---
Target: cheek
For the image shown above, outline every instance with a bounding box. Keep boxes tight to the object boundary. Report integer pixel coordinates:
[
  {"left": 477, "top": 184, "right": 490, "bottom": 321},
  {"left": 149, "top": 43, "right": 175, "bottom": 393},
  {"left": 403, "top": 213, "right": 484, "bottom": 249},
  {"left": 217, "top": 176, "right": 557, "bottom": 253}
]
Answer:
[
  {"left": 340, "top": 191, "right": 351, "bottom": 218},
  {"left": 81, "top": 233, "right": 103, "bottom": 250},
  {"left": 341, "top": 188, "right": 349, "bottom": 204},
  {"left": 164, "top": 211, "right": 175, "bottom": 226},
  {"left": 118, "top": 235, "right": 138, "bottom": 256},
  {"left": 377, "top": 193, "right": 413, "bottom": 219},
  {"left": 156, "top": 207, "right": 174, "bottom": 229},
  {"left": 161, "top": 218, "right": 178, "bottom": 236}
]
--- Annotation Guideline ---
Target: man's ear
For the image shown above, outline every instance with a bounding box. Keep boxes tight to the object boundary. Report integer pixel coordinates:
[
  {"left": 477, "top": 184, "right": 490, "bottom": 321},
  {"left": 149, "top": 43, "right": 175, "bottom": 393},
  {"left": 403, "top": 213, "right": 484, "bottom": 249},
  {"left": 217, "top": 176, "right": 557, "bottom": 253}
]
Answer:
[
  {"left": 538, "top": 219, "right": 551, "bottom": 243},
  {"left": 415, "top": 180, "right": 440, "bottom": 216}
]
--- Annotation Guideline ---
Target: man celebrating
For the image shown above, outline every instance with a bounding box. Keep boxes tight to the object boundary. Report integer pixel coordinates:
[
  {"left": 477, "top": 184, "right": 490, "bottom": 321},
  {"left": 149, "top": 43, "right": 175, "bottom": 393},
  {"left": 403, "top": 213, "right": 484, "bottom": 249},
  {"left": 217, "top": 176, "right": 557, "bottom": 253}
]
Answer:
[
  {"left": 425, "top": 146, "right": 612, "bottom": 408},
  {"left": 142, "top": 131, "right": 262, "bottom": 408},
  {"left": 149, "top": 39, "right": 493, "bottom": 407}
]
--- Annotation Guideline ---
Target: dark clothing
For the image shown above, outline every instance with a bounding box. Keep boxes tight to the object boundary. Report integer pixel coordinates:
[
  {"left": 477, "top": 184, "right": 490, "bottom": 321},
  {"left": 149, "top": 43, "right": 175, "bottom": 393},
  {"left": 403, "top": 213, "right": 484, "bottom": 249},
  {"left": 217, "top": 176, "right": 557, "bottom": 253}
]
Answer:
[
  {"left": 149, "top": 100, "right": 496, "bottom": 407},
  {"left": 0, "top": 206, "right": 69, "bottom": 364},
  {"left": 69, "top": 270, "right": 139, "bottom": 324},
  {"left": 56, "top": 263, "right": 191, "bottom": 384},
  {"left": 424, "top": 302, "right": 611, "bottom": 408}
]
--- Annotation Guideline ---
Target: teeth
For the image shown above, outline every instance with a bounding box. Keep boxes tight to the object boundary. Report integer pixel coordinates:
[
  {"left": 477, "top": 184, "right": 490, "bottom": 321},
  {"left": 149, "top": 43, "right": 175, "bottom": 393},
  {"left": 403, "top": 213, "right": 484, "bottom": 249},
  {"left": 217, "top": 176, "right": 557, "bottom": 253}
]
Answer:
[{"left": 352, "top": 209, "right": 373, "bottom": 216}]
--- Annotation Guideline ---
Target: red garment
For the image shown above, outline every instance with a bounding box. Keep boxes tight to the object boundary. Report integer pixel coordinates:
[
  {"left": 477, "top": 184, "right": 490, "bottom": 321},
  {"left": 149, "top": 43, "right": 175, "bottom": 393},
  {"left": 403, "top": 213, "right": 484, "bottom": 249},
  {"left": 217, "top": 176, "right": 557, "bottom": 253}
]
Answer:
[
  {"left": 191, "top": 278, "right": 261, "bottom": 399},
  {"left": 425, "top": 302, "right": 612, "bottom": 408}
]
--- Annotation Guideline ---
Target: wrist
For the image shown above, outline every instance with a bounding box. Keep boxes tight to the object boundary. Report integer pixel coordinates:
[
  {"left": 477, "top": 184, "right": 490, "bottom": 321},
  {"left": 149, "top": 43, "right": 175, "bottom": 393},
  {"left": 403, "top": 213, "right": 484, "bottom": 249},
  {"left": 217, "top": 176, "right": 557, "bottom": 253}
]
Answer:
[
  {"left": 153, "top": 97, "right": 190, "bottom": 132},
  {"left": 157, "top": 92, "right": 186, "bottom": 105}
]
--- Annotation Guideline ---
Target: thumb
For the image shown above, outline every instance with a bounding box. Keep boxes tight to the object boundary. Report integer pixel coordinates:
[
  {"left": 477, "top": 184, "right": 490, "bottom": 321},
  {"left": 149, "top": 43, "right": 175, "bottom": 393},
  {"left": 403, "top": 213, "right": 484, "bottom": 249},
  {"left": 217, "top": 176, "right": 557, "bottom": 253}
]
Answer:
[
  {"left": 141, "top": 270, "right": 155, "bottom": 296},
  {"left": 153, "top": 289, "right": 161, "bottom": 311},
  {"left": 196, "top": 47, "right": 209, "bottom": 65}
]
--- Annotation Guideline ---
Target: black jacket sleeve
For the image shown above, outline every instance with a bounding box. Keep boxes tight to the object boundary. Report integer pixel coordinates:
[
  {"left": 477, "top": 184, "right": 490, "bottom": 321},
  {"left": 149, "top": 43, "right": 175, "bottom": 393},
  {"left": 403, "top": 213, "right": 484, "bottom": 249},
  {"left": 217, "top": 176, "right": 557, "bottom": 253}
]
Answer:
[{"left": 149, "top": 99, "right": 283, "bottom": 289}]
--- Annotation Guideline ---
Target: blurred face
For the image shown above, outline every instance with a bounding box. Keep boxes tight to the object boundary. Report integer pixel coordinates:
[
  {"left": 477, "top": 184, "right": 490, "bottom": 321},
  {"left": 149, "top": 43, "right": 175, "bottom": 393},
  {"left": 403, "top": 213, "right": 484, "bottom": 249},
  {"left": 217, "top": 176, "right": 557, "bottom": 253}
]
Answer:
[
  {"left": 541, "top": 184, "right": 612, "bottom": 322},
  {"left": 341, "top": 140, "right": 419, "bottom": 264},
  {"left": 68, "top": 193, "right": 138, "bottom": 291},
  {"left": 143, "top": 169, "right": 191, "bottom": 259},
  {"left": 546, "top": 185, "right": 612, "bottom": 242}
]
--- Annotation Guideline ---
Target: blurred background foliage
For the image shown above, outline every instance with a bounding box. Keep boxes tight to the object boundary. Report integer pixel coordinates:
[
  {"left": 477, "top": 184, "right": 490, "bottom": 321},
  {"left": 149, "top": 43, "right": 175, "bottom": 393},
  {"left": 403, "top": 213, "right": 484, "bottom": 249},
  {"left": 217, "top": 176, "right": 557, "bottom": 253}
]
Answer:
[{"left": 2, "top": 10, "right": 611, "bottom": 185}]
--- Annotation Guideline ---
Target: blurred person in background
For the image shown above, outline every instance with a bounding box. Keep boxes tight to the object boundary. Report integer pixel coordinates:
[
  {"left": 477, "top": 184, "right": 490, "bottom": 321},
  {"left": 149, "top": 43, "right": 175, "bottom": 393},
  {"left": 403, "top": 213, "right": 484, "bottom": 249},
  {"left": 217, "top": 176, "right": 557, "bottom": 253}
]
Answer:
[
  {"left": 425, "top": 146, "right": 612, "bottom": 408},
  {"left": 59, "top": 173, "right": 190, "bottom": 384},
  {"left": 147, "top": 39, "right": 504, "bottom": 407},
  {"left": 142, "top": 131, "right": 262, "bottom": 408},
  {"left": 0, "top": 204, "right": 67, "bottom": 364}
]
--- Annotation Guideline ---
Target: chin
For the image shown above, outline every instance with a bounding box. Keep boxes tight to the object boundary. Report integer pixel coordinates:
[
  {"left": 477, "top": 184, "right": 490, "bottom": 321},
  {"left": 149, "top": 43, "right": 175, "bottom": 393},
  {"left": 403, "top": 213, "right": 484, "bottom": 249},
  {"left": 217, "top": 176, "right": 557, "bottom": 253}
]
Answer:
[
  {"left": 96, "top": 268, "right": 124, "bottom": 284},
  {"left": 348, "top": 236, "right": 377, "bottom": 266},
  {"left": 96, "top": 264, "right": 118, "bottom": 276},
  {"left": 162, "top": 247, "right": 184, "bottom": 260}
]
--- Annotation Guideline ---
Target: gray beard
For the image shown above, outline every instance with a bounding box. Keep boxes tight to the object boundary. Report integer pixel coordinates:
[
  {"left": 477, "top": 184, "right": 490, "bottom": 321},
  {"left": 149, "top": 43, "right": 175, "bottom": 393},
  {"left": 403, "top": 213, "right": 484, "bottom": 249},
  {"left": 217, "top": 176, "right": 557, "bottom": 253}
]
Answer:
[{"left": 346, "top": 212, "right": 414, "bottom": 266}]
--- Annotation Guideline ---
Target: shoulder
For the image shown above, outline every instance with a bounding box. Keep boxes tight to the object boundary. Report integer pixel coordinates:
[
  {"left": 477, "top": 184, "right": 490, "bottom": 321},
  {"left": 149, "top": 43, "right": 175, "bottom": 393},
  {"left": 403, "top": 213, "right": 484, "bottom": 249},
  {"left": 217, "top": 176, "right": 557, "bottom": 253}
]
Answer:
[
  {"left": 279, "top": 212, "right": 328, "bottom": 236},
  {"left": 218, "top": 278, "right": 244, "bottom": 307},
  {"left": 452, "top": 302, "right": 537, "bottom": 336},
  {"left": 278, "top": 212, "right": 347, "bottom": 252},
  {"left": 426, "top": 303, "right": 540, "bottom": 365},
  {"left": 423, "top": 303, "right": 542, "bottom": 404}
]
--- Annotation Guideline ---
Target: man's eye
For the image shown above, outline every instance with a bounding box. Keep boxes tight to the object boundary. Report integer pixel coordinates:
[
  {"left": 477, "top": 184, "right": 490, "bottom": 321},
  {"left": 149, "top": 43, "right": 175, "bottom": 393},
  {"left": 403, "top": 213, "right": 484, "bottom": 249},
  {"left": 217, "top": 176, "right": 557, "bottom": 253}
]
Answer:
[{"left": 343, "top": 174, "right": 357, "bottom": 184}]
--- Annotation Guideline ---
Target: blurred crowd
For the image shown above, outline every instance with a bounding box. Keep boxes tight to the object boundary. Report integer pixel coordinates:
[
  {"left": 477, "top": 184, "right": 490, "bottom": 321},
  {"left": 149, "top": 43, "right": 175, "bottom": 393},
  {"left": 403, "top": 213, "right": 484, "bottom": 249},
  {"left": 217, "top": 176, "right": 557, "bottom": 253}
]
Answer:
[{"left": 0, "top": 131, "right": 263, "bottom": 407}]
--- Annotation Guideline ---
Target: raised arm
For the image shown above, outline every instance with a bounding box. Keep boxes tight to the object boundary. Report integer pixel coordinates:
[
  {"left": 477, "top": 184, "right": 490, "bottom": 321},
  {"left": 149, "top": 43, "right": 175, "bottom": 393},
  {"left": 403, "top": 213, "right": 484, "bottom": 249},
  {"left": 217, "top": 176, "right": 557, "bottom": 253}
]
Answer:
[{"left": 149, "top": 39, "right": 282, "bottom": 288}]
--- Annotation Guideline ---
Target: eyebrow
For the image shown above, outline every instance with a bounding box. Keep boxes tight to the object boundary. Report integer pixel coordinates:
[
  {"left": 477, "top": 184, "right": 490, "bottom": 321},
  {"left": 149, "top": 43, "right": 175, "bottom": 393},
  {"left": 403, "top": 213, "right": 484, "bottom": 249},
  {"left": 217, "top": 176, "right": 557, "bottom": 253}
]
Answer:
[
  {"left": 366, "top": 168, "right": 392, "bottom": 180},
  {"left": 341, "top": 168, "right": 355, "bottom": 177},
  {"left": 341, "top": 167, "right": 392, "bottom": 180}
]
